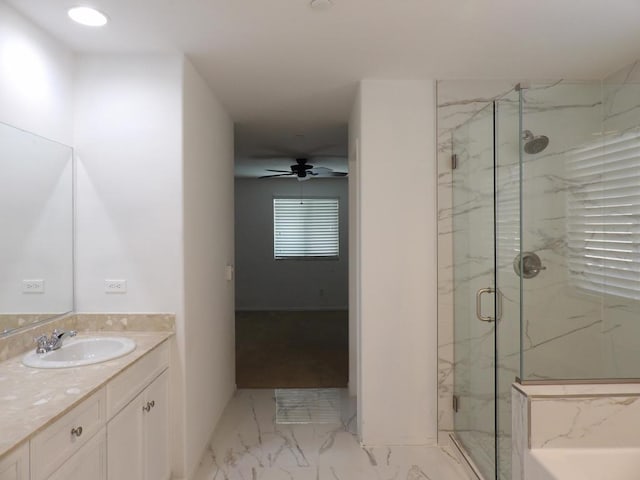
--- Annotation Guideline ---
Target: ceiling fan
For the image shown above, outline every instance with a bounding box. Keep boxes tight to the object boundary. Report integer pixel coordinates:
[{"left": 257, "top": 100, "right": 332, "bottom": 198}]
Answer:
[{"left": 259, "top": 158, "right": 347, "bottom": 181}]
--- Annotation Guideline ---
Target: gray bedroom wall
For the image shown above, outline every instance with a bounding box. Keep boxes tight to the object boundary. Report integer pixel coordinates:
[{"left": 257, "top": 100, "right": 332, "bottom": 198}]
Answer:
[{"left": 235, "top": 177, "right": 348, "bottom": 311}]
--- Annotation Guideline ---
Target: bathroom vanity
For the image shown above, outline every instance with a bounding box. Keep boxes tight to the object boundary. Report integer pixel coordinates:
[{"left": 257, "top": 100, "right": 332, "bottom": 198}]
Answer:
[{"left": 0, "top": 331, "right": 172, "bottom": 480}]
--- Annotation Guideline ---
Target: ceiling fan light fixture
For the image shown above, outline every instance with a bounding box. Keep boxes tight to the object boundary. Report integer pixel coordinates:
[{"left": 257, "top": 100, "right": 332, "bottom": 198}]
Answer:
[{"left": 310, "top": 0, "right": 333, "bottom": 10}]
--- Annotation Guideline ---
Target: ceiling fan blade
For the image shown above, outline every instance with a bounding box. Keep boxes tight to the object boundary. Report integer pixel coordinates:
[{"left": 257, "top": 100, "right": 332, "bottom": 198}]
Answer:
[
  {"left": 309, "top": 166, "right": 332, "bottom": 174},
  {"left": 309, "top": 167, "right": 348, "bottom": 177},
  {"left": 265, "top": 169, "right": 291, "bottom": 173},
  {"left": 258, "top": 173, "right": 294, "bottom": 179}
]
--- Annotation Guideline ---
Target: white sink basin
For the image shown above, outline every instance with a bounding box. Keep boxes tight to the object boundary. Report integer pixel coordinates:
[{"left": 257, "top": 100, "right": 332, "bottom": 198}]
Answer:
[{"left": 22, "top": 336, "right": 136, "bottom": 368}]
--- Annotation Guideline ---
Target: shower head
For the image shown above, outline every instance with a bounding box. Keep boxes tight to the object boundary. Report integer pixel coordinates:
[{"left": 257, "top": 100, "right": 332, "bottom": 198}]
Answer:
[{"left": 522, "top": 130, "right": 549, "bottom": 154}]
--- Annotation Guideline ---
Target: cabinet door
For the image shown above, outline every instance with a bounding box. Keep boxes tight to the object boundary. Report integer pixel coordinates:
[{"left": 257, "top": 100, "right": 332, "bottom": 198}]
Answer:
[
  {"left": 144, "top": 370, "right": 170, "bottom": 480},
  {"left": 0, "top": 443, "right": 29, "bottom": 480},
  {"left": 107, "top": 392, "right": 144, "bottom": 480},
  {"left": 47, "top": 428, "right": 106, "bottom": 480}
]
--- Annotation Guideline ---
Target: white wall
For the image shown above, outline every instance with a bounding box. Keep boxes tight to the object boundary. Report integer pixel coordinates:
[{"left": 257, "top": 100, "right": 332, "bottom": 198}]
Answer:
[
  {"left": 73, "top": 53, "right": 187, "bottom": 475},
  {"left": 0, "top": 1, "right": 73, "bottom": 144},
  {"left": 354, "top": 79, "right": 437, "bottom": 445},
  {"left": 182, "top": 58, "right": 235, "bottom": 479},
  {"left": 73, "top": 54, "right": 183, "bottom": 313},
  {"left": 74, "top": 54, "right": 235, "bottom": 480},
  {"left": 235, "top": 177, "right": 349, "bottom": 310}
]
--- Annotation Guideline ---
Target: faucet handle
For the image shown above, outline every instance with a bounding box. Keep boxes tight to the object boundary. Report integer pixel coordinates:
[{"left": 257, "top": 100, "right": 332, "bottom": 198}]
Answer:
[
  {"left": 52, "top": 329, "right": 77, "bottom": 339},
  {"left": 34, "top": 335, "right": 49, "bottom": 353}
]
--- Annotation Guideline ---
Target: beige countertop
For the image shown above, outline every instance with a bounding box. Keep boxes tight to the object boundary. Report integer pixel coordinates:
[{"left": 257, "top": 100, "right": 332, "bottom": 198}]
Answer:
[{"left": 0, "top": 331, "right": 173, "bottom": 459}]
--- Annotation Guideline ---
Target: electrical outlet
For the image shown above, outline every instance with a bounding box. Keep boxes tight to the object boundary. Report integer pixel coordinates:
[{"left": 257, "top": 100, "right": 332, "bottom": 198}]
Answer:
[
  {"left": 23, "top": 279, "right": 44, "bottom": 293},
  {"left": 104, "top": 279, "right": 127, "bottom": 293}
]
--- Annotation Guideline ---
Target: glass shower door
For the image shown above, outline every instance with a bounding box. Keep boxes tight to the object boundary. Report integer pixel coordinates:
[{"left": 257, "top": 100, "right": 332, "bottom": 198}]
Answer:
[{"left": 452, "top": 103, "right": 497, "bottom": 480}]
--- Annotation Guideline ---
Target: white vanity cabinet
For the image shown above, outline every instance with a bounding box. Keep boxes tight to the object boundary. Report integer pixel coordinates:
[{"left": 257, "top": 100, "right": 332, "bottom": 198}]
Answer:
[
  {"left": 106, "top": 343, "right": 170, "bottom": 480},
  {"left": 0, "top": 443, "right": 29, "bottom": 480},
  {"left": 0, "top": 339, "right": 171, "bottom": 480}
]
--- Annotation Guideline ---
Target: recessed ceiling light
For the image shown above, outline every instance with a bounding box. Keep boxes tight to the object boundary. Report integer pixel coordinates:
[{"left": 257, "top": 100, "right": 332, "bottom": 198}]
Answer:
[{"left": 68, "top": 6, "right": 108, "bottom": 27}]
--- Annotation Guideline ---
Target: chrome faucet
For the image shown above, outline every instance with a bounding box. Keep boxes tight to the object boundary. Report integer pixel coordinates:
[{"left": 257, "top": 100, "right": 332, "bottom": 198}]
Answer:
[{"left": 35, "top": 329, "right": 77, "bottom": 353}]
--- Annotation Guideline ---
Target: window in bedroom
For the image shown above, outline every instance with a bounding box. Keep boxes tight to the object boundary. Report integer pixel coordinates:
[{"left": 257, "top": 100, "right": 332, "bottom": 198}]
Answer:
[{"left": 273, "top": 197, "right": 339, "bottom": 259}]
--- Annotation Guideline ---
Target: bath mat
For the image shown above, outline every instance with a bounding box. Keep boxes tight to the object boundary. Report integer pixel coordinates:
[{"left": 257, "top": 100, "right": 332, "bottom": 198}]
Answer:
[{"left": 275, "top": 388, "right": 341, "bottom": 424}]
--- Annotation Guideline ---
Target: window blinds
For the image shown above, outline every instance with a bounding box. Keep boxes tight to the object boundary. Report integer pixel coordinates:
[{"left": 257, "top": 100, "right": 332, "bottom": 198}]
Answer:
[
  {"left": 567, "top": 130, "right": 640, "bottom": 300},
  {"left": 273, "top": 198, "right": 339, "bottom": 259}
]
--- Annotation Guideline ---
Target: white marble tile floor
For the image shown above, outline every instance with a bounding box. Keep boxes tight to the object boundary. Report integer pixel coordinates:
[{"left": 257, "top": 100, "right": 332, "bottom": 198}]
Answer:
[{"left": 193, "top": 389, "right": 471, "bottom": 480}]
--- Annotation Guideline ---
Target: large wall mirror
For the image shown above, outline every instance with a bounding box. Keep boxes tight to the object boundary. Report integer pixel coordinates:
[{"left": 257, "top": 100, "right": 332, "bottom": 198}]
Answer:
[{"left": 0, "top": 122, "right": 74, "bottom": 336}]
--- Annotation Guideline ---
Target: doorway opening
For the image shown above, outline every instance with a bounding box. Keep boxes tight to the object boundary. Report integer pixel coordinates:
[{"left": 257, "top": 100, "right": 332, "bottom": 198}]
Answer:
[{"left": 234, "top": 174, "right": 349, "bottom": 389}]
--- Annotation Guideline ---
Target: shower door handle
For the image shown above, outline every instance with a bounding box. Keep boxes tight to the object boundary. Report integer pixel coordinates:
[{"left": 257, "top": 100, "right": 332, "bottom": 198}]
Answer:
[{"left": 476, "top": 287, "right": 502, "bottom": 323}]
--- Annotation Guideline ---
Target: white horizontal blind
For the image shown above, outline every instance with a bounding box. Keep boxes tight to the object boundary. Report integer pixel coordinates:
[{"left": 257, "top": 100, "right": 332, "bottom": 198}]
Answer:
[
  {"left": 273, "top": 198, "right": 339, "bottom": 259},
  {"left": 567, "top": 130, "right": 640, "bottom": 299},
  {"left": 496, "top": 164, "right": 521, "bottom": 267}
]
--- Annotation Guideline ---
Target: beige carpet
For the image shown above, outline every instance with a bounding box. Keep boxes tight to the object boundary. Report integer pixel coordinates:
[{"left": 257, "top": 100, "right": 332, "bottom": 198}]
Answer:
[{"left": 235, "top": 310, "right": 348, "bottom": 388}]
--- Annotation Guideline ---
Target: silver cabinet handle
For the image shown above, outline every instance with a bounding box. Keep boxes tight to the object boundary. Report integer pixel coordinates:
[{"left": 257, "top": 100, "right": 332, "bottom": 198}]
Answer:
[{"left": 476, "top": 287, "right": 502, "bottom": 322}]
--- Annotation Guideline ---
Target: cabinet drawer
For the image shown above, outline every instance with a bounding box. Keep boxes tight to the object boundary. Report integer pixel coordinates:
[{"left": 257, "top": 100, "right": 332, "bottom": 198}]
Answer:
[
  {"left": 30, "top": 387, "right": 106, "bottom": 480},
  {"left": 106, "top": 341, "right": 169, "bottom": 419}
]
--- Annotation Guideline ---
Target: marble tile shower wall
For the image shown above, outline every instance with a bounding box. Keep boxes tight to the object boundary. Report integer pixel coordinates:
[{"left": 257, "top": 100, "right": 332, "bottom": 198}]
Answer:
[
  {"left": 436, "top": 80, "right": 516, "bottom": 443},
  {"left": 600, "top": 61, "right": 640, "bottom": 379},
  {"left": 519, "top": 83, "right": 604, "bottom": 381},
  {"left": 450, "top": 103, "right": 497, "bottom": 478},
  {"left": 436, "top": 80, "right": 607, "bottom": 441}
]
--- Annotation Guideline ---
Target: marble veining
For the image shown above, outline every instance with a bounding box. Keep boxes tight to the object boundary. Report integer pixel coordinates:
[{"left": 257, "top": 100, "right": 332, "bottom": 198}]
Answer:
[
  {"left": 0, "top": 331, "right": 173, "bottom": 458},
  {"left": 194, "top": 389, "right": 470, "bottom": 480}
]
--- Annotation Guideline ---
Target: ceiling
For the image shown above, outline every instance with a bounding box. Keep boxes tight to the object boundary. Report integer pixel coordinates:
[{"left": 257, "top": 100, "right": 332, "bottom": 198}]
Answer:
[{"left": 7, "top": 0, "right": 640, "bottom": 177}]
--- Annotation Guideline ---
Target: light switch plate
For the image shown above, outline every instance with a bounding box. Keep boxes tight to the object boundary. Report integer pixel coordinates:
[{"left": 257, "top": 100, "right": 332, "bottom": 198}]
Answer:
[{"left": 225, "top": 265, "right": 234, "bottom": 281}]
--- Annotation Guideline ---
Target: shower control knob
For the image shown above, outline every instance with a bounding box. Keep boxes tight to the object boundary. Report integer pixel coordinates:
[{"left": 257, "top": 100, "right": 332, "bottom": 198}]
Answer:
[{"left": 514, "top": 252, "right": 546, "bottom": 279}]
